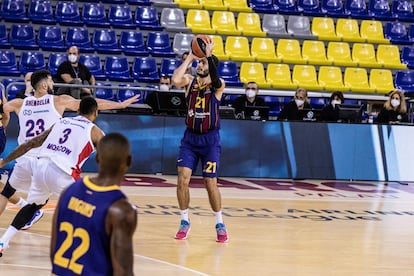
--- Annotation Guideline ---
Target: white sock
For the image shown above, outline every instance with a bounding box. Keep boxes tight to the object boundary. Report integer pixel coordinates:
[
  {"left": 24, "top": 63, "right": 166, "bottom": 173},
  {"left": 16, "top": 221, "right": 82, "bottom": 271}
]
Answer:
[
  {"left": 214, "top": 210, "right": 223, "bottom": 224},
  {"left": 15, "top": 197, "right": 27, "bottom": 208},
  {"left": 1, "top": 226, "right": 18, "bottom": 246},
  {"left": 180, "top": 209, "right": 189, "bottom": 222}
]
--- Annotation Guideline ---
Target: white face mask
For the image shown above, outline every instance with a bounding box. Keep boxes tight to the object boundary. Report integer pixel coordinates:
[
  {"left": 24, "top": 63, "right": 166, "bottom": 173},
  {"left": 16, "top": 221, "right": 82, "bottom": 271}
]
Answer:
[
  {"left": 68, "top": 54, "right": 78, "bottom": 63},
  {"left": 246, "top": 89, "right": 256, "bottom": 98},
  {"left": 295, "top": 99, "right": 304, "bottom": 107},
  {"left": 159, "top": 84, "right": 170, "bottom": 91},
  {"left": 391, "top": 99, "right": 400, "bottom": 107},
  {"left": 331, "top": 99, "right": 341, "bottom": 108}
]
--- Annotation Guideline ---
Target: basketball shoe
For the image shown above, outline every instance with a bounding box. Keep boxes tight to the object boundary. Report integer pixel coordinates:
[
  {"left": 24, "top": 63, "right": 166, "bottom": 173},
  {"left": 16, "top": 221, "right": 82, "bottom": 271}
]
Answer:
[
  {"left": 215, "top": 223, "right": 228, "bottom": 243},
  {"left": 21, "top": 210, "right": 44, "bottom": 230},
  {"left": 175, "top": 220, "right": 190, "bottom": 240}
]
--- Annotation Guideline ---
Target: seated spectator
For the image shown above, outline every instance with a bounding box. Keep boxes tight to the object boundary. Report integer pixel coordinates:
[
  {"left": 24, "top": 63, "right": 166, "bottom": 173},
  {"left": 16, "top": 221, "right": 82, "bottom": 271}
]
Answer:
[
  {"left": 16, "top": 72, "right": 34, "bottom": 99},
  {"left": 232, "top": 81, "right": 266, "bottom": 119},
  {"left": 320, "top": 91, "right": 345, "bottom": 122},
  {"left": 145, "top": 75, "right": 173, "bottom": 115},
  {"left": 377, "top": 89, "right": 409, "bottom": 124},
  {"left": 56, "top": 46, "right": 96, "bottom": 99},
  {"left": 279, "top": 88, "right": 311, "bottom": 121}
]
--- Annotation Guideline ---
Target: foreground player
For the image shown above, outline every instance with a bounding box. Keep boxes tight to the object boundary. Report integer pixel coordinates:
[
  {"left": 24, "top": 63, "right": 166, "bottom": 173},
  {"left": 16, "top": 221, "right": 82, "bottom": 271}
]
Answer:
[
  {"left": 51, "top": 133, "right": 137, "bottom": 275},
  {"left": 172, "top": 40, "right": 228, "bottom": 242}
]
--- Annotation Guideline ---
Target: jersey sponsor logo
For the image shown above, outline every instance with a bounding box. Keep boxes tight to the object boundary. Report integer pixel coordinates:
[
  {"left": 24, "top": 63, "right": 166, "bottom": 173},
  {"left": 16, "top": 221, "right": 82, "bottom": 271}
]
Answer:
[
  {"left": 68, "top": 196, "right": 96, "bottom": 218},
  {"left": 22, "top": 109, "right": 32, "bottom": 116}
]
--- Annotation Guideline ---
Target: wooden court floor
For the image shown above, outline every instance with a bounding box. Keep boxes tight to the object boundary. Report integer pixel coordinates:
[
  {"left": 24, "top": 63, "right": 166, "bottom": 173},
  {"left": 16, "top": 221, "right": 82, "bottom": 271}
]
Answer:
[{"left": 1, "top": 174, "right": 414, "bottom": 276}]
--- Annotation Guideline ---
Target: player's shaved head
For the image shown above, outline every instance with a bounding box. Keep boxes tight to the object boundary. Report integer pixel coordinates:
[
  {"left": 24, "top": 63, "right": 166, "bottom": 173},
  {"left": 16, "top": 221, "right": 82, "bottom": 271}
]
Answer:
[{"left": 96, "top": 133, "right": 131, "bottom": 175}]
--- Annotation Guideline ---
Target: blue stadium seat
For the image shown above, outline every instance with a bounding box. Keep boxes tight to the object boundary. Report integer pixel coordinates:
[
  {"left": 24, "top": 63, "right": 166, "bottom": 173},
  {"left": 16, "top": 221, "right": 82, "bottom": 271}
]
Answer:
[
  {"left": 344, "top": 0, "right": 369, "bottom": 19},
  {"left": 82, "top": 3, "right": 110, "bottom": 27},
  {"left": 218, "top": 60, "right": 244, "bottom": 87},
  {"left": 147, "top": 32, "right": 176, "bottom": 57},
  {"left": 28, "top": 0, "right": 55, "bottom": 24},
  {"left": 368, "top": 0, "right": 392, "bottom": 20},
  {"left": 92, "top": 29, "right": 122, "bottom": 54},
  {"left": 384, "top": 22, "right": 411, "bottom": 44},
  {"left": 0, "top": 24, "right": 11, "bottom": 49},
  {"left": 394, "top": 70, "right": 414, "bottom": 92},
  {"left": 10, "top": 24, "right": 38, "bottom": 50},
  {"left": 119, "top": 31, "right": 149, "bottom": 56},
  {"left": 249, "top": 0, "right": 279, "bottom": 13},
  {"left": 101, "top": 0, "right": 126, "bottom": 3},
  {"left": 135, "top": 6, "right": 164, "bottom": 31},
  {"left": 108, "top": 5, "right": 136, "bottom": 28},
  {"left": 65, "top": 27, "right": 94, "bottom": 52},
  {"left": 392, "top": 0, "right": 414, "bottom": 22},
  {"left": 263, "top": 96, "right": 282, "bottom": 117},
  {"left": 55, "top": 2, "right": 82, "bottom": 26},
  {"left": 127, "top": 0, "right": 152, "bottom": 5},
  {"left": 160, "top": 58, "right": 182, "bottom": 77},
  {"left": 2, "top": 78, "right": 25, "bottom": 100},
  {"left": 79, "top": 54, "right": 106, "bottom": 80},
  {"left": 95, "top": 83, "right": 114, "bottom": 100},
  {"left": 47, "top": 52, "right": 67, "bottom": 76},
  {"left": 104, "top": 56, "right": 132, "bottom": 82},
  {"left": 38, "top": 25, "right": 65, "bottom": 51},
  {"left": 401, "top": 46, "right": 414, "bottom": 68},
  {"left": 1, "top": 0, "right": 29, "bottom": 22},
  {"left": 19, "top": 51, "right": 46, "bottom": 74},
  {"left": 132, "top": 57, "right": 160, "bottom": 83},
  {"left": 409, "top": 24, "right": 414, "bottom": 43},
  {"left": 0, "top": 51, "right": 20, "bottom": 76},
  {"left": 321, "top": 0, "right": 345, "bottom": 17},
  {"left": 297, "top": 0, "right": 322, "bottom": 16},
  {"left": 117, "top": 84, "right": 145, "bottom": 103},
  {"left": 275, "top": 0, "right": 300, "bottom": 14}
]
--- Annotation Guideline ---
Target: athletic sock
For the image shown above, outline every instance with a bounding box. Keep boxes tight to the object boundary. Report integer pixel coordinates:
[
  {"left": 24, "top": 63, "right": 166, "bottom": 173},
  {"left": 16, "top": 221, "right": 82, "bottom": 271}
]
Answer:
[
  {"left": 214, "top": 210, "right": 223, "bottom": 224},
  {"left": 15, "top": 198, "right": 27, "bottom": 208},
  {"left": 180, "top": 209, "right": 189, "bottom": 222},
  {"left": 1, "top": 226, "right": 18, "bottom": 246}
]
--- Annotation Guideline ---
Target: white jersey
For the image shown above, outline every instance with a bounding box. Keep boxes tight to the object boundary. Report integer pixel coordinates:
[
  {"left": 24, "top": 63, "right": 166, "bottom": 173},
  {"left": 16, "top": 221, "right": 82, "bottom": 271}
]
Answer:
[
  {"left": 17, "top": 94, "right": 61, "bottom": 157},
  {"left": 37, "top": 115, "right": 96, "bottom": 179}
]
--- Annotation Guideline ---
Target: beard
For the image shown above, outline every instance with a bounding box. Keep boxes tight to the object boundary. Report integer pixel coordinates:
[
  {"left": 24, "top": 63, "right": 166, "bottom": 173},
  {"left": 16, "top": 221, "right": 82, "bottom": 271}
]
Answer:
[
  {"left": 47, "top": 87, "right": 54, "bottom": 94},
  {"left": 196, "top": 70, "right": 209, "bottom": 78}
]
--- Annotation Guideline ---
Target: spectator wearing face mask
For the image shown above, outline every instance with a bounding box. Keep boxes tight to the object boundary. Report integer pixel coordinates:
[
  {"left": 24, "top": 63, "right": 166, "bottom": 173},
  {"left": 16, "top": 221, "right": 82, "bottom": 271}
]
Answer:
[
  {"left": 278, "top": 88, "right": 312, "bottom": 121},
  {"left": 320, "top": 91, "right": 344, "bottom": 122},
  {"left": 232, "top": 81, "right": 266, "bottom": 119},
  {"left": 377, "top": 89, "right": 409, "bottom": 124},
  {"left": 16, "top": 72, "right": 34, "bottom": 99},
  {"left": 56, "top": 46, "right": 96, "bottom": 99},
  {"left": 145, "top": 75, "right": 173, "bottom": 114}
]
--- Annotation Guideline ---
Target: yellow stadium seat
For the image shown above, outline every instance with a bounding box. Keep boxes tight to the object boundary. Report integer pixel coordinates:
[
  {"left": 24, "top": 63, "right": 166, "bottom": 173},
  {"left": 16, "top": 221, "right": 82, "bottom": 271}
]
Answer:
[
  {"left": 186, "top": 9, "right": 215, "bottom": 34},
  {"left": 174, "top": 0, "right": 203, "bottom": 9},
  {"left": 360, "top": 20, "right": 390, "bottom": 44},
  {"left": 200, "top": 0, "right": 227, "bottom": 10},
  {"left": 327, "top": 42, "right": 356, "bottom": 67},
  {"left": 344, "top": 67, "right": 375, "bottom": 93},
  {"left": 276, "top": 39, "right": 306, "bottom": 64},
  {"left": 225, "top": 36, "right": 255, "bottom": 61},
  {"left": 210, "top": 35, "right": 228, "bottom": 60},
  {"left": 351, "top": 43, "right": 381, "bottom": 68},
  {"left": 335, "top": 18, "right": 365, "bottom": 43},
  {"left": 318, "top": 66, "right": 347, "bottom": 92},
  {"left": 237, "top": 12, "right": 266, "bottom": 37},
  {"left": 292, "top": 65, "right": 322, "bottom": 91},
  {"left": 376, "top": 44, "right": 407, "bottom": 69},
  {"left": 250, "top": 37, "right": 280, "bottom": 63},
  {"left": 311, "top": 17, "right": 339, "bottom": 41},
  {"left": 211, "top": 11, "right": 241, "bottom": 35},
  {"left": 240, "top": 62, "right": 271, "bottom": 88},
  {"left": 223, "top": 0, "right": 252, "bottom": 12},
  {"left": 369, "top": 69, "right": 395, "bottom": 94},
  {"left": 301, "top": 40, "right": 331, "bottom": 66},
  {"left": 266, "top": 63, "right": 297, "bottom": 90}
]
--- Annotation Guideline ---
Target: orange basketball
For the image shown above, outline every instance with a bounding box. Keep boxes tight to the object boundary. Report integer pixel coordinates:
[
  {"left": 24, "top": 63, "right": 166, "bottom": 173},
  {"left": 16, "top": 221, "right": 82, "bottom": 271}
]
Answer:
[{"left": 191, "top": 35, "right": 211, "bottom": 58}]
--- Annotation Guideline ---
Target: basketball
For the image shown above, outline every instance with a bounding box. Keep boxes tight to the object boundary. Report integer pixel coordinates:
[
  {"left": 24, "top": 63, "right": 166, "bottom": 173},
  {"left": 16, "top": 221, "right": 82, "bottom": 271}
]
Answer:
[{"left": 191, "top": 35, "right": 211, "bottom": 58}]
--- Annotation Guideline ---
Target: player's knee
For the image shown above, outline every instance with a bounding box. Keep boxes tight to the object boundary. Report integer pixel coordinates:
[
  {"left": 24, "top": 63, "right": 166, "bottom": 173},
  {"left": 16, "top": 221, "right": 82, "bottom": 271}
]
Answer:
[{"left": 0, "top": 181, "right": 16, "bottom": 199}]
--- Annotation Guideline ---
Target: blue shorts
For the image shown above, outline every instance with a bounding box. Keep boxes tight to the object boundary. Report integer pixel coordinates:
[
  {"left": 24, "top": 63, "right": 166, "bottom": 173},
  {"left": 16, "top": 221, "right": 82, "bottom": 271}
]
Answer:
[
  {"left": 0, "top": 126, "right": 6, "bottom": 154},
  {"left": 177, "top": 129, "right": 221, "bottom": 177}
]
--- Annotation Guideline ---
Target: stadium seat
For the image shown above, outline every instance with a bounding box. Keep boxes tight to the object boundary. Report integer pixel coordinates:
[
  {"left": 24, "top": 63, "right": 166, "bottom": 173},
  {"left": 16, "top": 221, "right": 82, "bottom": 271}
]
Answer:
[
  {"left": 401, "top": 46, "right": 414, "bottom": 68},
  {"left": 28, "top": 0, "right": 55, "bottom": 24},
  {"left": 47, "top": 53, "right": 67, "bottom": 76},
  {"left": 394, "top": 70, "right": 414, "bottom": 92},
  {"left": 292, "top": 65, "right": 322, "bottom": 91},
  {"left": 212, "top": 11, "right": 241, "bottom": 35},
  {"left": 384, "top": 22, "right": 410, "bottom": 44},
  {"left": 0, "top": 24, "right": 11, "bottom": 49},
  {"left": 1, "top": 0, "right": 29, "bottom": 22},
  {"left": 55, "top": 2, "right": 82, "bottom": 26},
  {"left": 66, "top": 27, "right": 94, "bottom": 52},
  {"left": 318, "top": 66, "right": 347, "bottom": 91},
  {"left": 250, "top": 37, "right": 280, "bottom": 63},
  {"left": 408, "top": 24, "right": 414, "bottom": 43},
  {"left": 210, "top": 35, "right": 228, "bottom": 60},
  {"left": 392, "top": 0, "right": 414, "bottom": 22},
  {"left": 344, "top": 67, "right": 374, "bottom": 93},
  {"left": 262, "top": 14, "right": 289, "bottom": 37},
  {"left": 266, "top": 63, "right": 297, "bottom": 90},
  {"left": 239, "top": 62, "right": 270, "bottom": 88},
  {"left": 201, "top": 0, "right": 227, "bottom": 11},
  {"left": 237, "top": 12, "right": 266, "bottom": 37},
  {"left": 186, "top": 9, "right": 215, "bottom": 34},
  {"left": 369, "top": 69, "right": 395, "bottom": 94},
  {"left": 225, "top": 36, "right": 255, "bottom": 61},
  {"left": 376, "top": 44, "right": 407, "bottom": 69},
  {"left": 336, "top": 18, "right": 365, "bottom": 43},
  {"left": 297, "top": 0, "right": 322, "bottom": 16},
  {"left": 95, "top": 83, "right": 114, "bottom": 100},
  {"left": 132, "top": 57, "right": 160, "bottom": 83},
  {"left": 287, "top": 15, "right": 314, "bottom": 39},
  {"left": 321, "top": 0, "right": 344, "bottom": 16},
  {"left": 127, "top": 0, "right": 152, "bottom": 5},
  {"left": 275, "top": 0, "right": 299, "bottom": 14},
  {"left": 38, "top": 25, "right": 65, "bottom": 51},
  {"left": 19, "top": 51, "right": 46, "bottom": 74},
  {"left": 327, "top": 42, "right": 356, "bottom": 67},
  {"left": 82, "top": 3, "right": 109, "bottom": 27},
  {"left": 10, "top": 24, "right": 38, "bottom": 50},
  {"left": 119, "top": 31, "right": 149, "bottom": 56},
  {"left": 351, "top": 43, "right": 380, "bottom": 68},
  {"left": 249, "top": 0, "right": 279, "bottom": 13},
  {"left": 223, "top": 0, "right": 252, "bottom": 12},
  {"left": 301, "top": 40, "right": 331, "bottom": 65},
  {"left": 108, "top": 5, "right": 135, "bottom": 29},
  {"left": 104, "top": 56, "right": 132, "bottom": 82},
  {"left": 344, "top": 0, "right": 369, "bottom": 18},
  {"left": 276, "top": 39, "right": 306, "bottom": 64},
  {"left": 218, "top": 60, "right": 243, "bottom": 87},
  {"left": 160, "top": 58, "right": 182, "bottom": 77},
  {"left": 3, "top": 78, "right": 25, "bottom": 100},
  {"left": 79, "top": 54, "right": 106, "bottom": 80},
  {"left": 117, "top": 84, "right": 144, "bottom": 103},
  {"left": 160, "top": 8, "right": 188, "bottom": 32},
  {"left": 359, "top": 20, "right": 390, "bottom": 44},
  {"left": 311, "top": 17, "right": 340, "bottom": 41},
  {"left": 92, "top": 29, "right": 122, "bottom": 54},
  {"left": 174, "top": 0, "right": 203, "bottom": 9},
  {"left": 135, "top": 6, "right": 163, "bottom": 31},
  {"left": 147, "top": 32, "right": 176, "bottom": 57},
  {"left": 368, "top": 0, "right": 392, "bottom": 20},
  {"left": 0, "top": 50, "right": 20, "bottom": 76},
  {"left": 173, "top": 33, "right": 194, "bottom": 56},
  {"left": 152, "top": 0, "right": 176, "bottom": 6}
]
